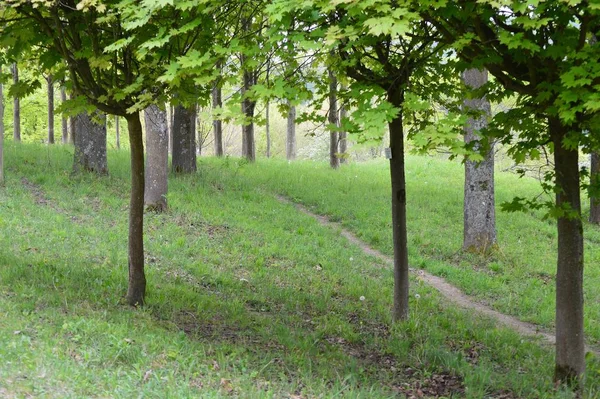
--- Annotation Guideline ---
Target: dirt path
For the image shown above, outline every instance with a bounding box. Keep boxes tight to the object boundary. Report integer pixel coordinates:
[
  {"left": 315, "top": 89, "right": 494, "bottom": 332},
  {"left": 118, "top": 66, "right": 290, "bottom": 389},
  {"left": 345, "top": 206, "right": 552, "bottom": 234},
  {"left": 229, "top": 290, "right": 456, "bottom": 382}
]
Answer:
[{"left": 276, "top": 195, "right": 599, "bottom": 355}]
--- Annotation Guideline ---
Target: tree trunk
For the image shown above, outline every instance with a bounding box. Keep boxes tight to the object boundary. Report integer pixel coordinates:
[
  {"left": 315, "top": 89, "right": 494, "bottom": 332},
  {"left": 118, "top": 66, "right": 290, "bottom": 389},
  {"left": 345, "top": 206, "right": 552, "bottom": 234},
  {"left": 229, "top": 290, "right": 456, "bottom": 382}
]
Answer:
[
  {"left": 72, "top": 111, "right": 108, "bottom": 174},
  {"left": 265, "top": 101, "right": 271, "bottom": 158},
  {"left": 212, "top": 84, "right": 223, "bottom": 157},
  {"left": 590, "top": 152, "right": 600, "bottom": 223},
  {"left": 166, "top": 105, "right": 173, "bottom": 156},
  {"left": 144, "top": 105, "right": 168, "bottom": 212},
  {"left": 550, "top": 117, "right": 585, "bottom": 385},
  {"left": 125, "top": 113, "right": 146, "bottom": 306},
  {"left": 462, "top": 69, "right": 496, "bottom": 252},
  {"left": 287, "top": 101, "right": 296, "bottom": 161},
  {"left": 388, "top": 87, "right": 409, "bottom": 321},
  {"left": 241, "top": 81, "right": 256, "bottom": 161},
  {"left": 60, "top": 85, "right": 68, "bottom": 144},
  {"left": 12, "top": 63, "right": 20, "bottom": 142},
  {"left": 196, "top": 105, "right": 203, "bottom": 156},
  {"left": 172, "top": 104, "right": 197, "bottom": 173},
  {"left": 328, "top": 69, "right": 339, "bottom": 169},
  {"left": 115, "top": 116, "right": 121, "bottom": 150},
  {"left": 339, "top": 100, "right": 347, "bottom": 164},
  {"left": 47, "top": 75, "right": 54, "bottom": 144},
  {"left": 0, "top": 73, "right": 4, "bottom": 185}
]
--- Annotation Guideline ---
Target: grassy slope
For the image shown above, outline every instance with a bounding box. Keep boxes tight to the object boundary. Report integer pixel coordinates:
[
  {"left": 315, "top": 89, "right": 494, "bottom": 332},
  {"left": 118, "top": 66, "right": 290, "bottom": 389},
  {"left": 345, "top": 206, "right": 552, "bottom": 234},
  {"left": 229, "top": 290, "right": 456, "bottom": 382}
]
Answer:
[
  {"left": 227, "top": 156, "right": 600, "bottom": 346},
  {"left": 0, "top": 143, "right": 597, "bottom": 398}
]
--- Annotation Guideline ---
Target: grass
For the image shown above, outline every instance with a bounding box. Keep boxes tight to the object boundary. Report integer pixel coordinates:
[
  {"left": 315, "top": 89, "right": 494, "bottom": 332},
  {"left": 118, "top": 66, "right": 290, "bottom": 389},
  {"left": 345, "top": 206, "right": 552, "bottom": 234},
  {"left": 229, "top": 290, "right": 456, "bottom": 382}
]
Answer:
[
  {"left": 0, "top": 142, "right": 598, "bottom": 398},
  {"left": 223, "top": 155, "right": 600, "bottom": 347}
]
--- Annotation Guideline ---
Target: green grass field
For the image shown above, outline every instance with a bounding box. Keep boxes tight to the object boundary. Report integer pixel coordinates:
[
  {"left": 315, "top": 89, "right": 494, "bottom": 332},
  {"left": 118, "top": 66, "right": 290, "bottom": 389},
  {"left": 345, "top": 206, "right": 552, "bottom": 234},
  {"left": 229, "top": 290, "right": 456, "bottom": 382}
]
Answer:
[{"left": 0, "top": 142, "right": 598, "bottom": 398}]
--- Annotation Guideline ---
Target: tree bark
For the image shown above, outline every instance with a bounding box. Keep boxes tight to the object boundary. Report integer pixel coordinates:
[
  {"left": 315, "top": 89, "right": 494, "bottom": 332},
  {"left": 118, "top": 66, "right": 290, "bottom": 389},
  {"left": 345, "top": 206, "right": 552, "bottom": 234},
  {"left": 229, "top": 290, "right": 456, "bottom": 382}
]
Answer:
[
  {"left": 115, "top": 116, "right": 121, "bottom": 150},
  {"left": 241, "top": 75, "right": 256, "bottom": 161},
  {"left": 550, "top": 117, "right": 585, "bottom": 385},
  {"left": 212, "top": 84, "right": 223, "bottom": 157},
  {"left": 462, "top": 69, "right": 496, "bottom": 252},
  {"left": 388, "top": 87, "right": 409, "bottom": 321},
  {"left": 339, "top": 100, "right": 347, "bottom": 164},
  {"left": 47, "top": 75, "right": 54, "bottom": 144},
  {"left": 60, "top": 85, "right": 68, "bottom": 144},
  {"left": 72, "top": 110, "right": 108, "bottom": 174},
  {"left": 590, "top": 152, "right": 600, "bottom": 223},
  {"left": 172, "top": 104, "right": 197, "bottom": 173},
  {"left": 287, "top": 101, "right": 297, "bottom": 161},
  {"left": 125, "top": 113, "right": 146, "bottom": 306},
  {"left": 0, "top": 72, "right": 4, "bottom": 185},
  {"left": 144, "top": 105, "right": 168, "bottom": 212},
  {"left": 328, "top": 69, "right": 339, "bottom": 169},
  {"left": 266, "top": 101, "right": 271, "bottom": 158},
  {"left": 12, "top": 63, "right": 20, "bottom": 142}
]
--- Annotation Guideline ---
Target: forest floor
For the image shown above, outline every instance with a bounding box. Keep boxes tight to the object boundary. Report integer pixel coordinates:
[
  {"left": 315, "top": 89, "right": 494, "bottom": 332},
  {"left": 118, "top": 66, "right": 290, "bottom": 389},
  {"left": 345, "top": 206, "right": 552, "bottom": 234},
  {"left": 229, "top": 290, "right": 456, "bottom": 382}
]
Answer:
[{"left": 0, "top": 143, "right": 599, "bottom": 398}]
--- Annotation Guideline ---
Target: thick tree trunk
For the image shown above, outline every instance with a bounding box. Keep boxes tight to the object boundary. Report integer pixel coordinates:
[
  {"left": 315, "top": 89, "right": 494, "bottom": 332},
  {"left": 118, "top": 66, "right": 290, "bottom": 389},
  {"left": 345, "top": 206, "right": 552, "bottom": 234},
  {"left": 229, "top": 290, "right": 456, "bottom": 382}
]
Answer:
[
  {"left": 172, "top": 104, "right": 197, "bottom": 173},
  {"left": 212, "top": 85, "right": 223, "bottom": 157},
  {"left": 60, "top": 85, "right": 68, "bottom": 144},
  {"left": 590, "top": 152, "right": 600, "bottom": 223},
  {"left": 550, "top": 118, "right": 585, "bottom": 385},
  {"left": 287, "top": 101, "right": 296, "bottom": 161},
  {"left": 12, "top": 63, "right": 20, "bottom": 142},
  {"left": 462, "top": 69, "right": 496, "bottom": 252},
  {"left": 47, "top": 75, "right": 54, "bottom": 144},
  {"left": 266, "top": 101, "right": 271, "bottom": 158},
  {"left": 144, "top": 105, "right": 168, "bottom": 212},
  {"left": 0, "top": 75, "right": 4, "bottom": 185},
  {"left": 196, "top": 106, "right": 203, "bottom": 156},
  {"left": 388, "top": 87, "right": 409, "bottom": 321},
  {"left": 115, "top": 116, "right": 121, "bottom": 150},
  {"left": 72, "top": 111, "right": 108, "bottom": 174},
  {"left": 328, "top": 69, "right": 339, "bottom": 169},
  {"left": 125, "top": 113, "right": 146, "bottom": 306},
  {"left": 339, "top": 101, "right": 347, "bottom": 164}
]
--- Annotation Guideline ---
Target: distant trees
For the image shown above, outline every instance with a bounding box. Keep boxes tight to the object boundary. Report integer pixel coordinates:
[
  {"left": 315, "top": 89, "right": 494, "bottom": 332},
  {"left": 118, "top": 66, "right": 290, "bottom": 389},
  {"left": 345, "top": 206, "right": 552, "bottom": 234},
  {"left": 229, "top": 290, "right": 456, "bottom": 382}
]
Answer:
[
  {"left": 328, "top": 69, "right": 339, "bottom": 170},
  {"left": 172, "top": 105, "right": 197, "bottom": 173},
  {"left": 46, "top": 75, "right": 54, "bottom": 144}
]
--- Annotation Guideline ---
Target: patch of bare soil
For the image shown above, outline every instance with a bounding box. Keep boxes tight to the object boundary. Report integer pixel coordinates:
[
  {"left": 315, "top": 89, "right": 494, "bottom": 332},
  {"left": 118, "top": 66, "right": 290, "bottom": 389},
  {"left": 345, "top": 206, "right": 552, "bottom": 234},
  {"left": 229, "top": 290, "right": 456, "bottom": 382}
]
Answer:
[
  {"left": 393, "top": 369, "right": 465, "bottom": 398},
  {"left": 275, "top": 195, "right": 600, "bottom": 356}
]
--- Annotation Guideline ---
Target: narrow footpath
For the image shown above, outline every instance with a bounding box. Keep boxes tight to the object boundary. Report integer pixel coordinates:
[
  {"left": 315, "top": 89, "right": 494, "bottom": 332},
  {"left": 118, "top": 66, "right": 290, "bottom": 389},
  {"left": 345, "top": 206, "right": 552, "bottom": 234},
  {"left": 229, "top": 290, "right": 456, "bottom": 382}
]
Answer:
[{"left": 276, "top": 195, "right": 599, "bottom": 356}]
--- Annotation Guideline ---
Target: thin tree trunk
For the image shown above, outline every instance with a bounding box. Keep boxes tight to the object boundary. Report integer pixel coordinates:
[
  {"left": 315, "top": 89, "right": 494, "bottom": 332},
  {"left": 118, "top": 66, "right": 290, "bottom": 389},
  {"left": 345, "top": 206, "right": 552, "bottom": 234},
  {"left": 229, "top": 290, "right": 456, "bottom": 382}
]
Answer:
[
  {"left": 212, "top": 84, "right": 223, "bottom": 156},
  {"left": 590, "top": 152, "right": 600, "bottom": 223},
  {"left": 0, "top": 72, "right": 4, "bottom": 185},
  {"left": 166, "top": 105, "right": 172, "bottom": 156},
  {"left": 241, "top": 79, "right": 256, "bottom": 161},
  {"left": 72, "top": 111, "right": 108, "bottom": 174},
  {"left": 388, "top": 87, "right": 409, "bottom": 321},
  {"left": 172, "top": 104, "right": 197, "bottom": 173},
  {"left": 144, "top": 105, "right": 168, "bottom": 212},
  {"left": 328, "top": 69, "right": 339, "bottom": 169},
  {"left": 60, "top": 85, "right": 68, "bottom": 144},
  {"left": 115, "top": 116, "right": 121, "bottom": 150},
  {"left": 47, "top": 75, "right": 54, "bottom": 144},
  {"left": 550, "top": 117, "right": 585, "bottom": 385},
  {"left": 286, "top": 101, "right": 296, "bottom": 161},
  {"left": 339, "top": 100, "right": 347, "bottom": 164},
  {"left": 265, "top": 101, "right": 271, "bottom": 158},
  {"left": 12, "top": 63, "right": 20, "bottom": 142},
  {"left": 196, "top": 105, "right": 202, "bottom": 156},
  {"left": 462, "top": 69, "right": 496, "bottom": 252},
  {"left": 125, "top": 112, "right": 146, "bottom": 306}
]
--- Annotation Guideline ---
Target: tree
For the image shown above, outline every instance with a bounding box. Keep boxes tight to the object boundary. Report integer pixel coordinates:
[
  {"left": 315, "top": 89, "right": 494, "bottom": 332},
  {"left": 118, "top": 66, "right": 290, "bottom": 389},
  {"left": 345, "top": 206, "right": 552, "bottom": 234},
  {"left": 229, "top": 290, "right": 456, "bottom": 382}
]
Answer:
[
  {"left": 462, "top": 69, "right": 496, "bottom": 252},
  {"left": 115, "top": 116, "right": 120, "bottom": 150},
  {"left": 212, "top": 62, "right": 224, "bottom": 157},
  {"left": 60, "top": 84, "right": 68, "bottom": 144},
  {"left": 11, "top": 62, "right": 19, "bottom": 142},
  {"left": 591, "top": 152, "right": 600, "bottom": 224},
  {"left": 240, "top": 15, "right": 258, "bottom": 161},
  {"left": 425, "top": 1, "right": 600, "bottom": 384},
  {"left": 46, "top": 75, "right": 54, "bottom": 144},
  {"left": 286, "top": 99, "right": 296, "bottom": 160},
  {"left": 328, "top": 68, "right": 339, "bottom": 169},
  {"left": 338, "top": 88, "right": 347, "bottom": 164},
  {"left": 72, "top": 110, "right": 108, "bottom": 175},
  {"left": 172, "top": 104, "right": 197, "bottom": 173},
  {"left": 144, "top": 105, "right": 168, "bottom": 211},
  {"left": 0, "top": 66, "right": 4, "bottom": 185}
]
